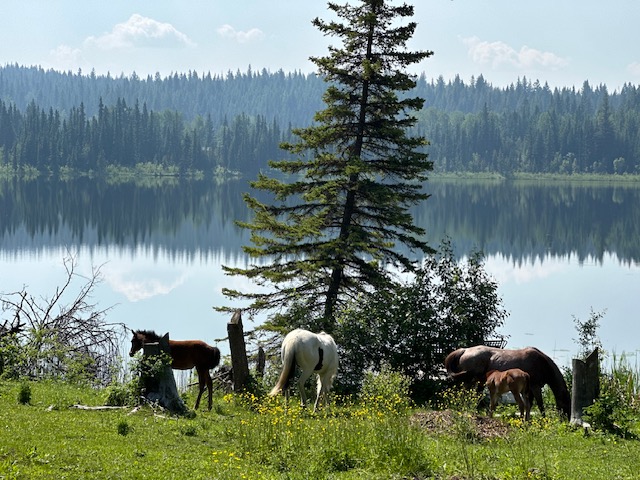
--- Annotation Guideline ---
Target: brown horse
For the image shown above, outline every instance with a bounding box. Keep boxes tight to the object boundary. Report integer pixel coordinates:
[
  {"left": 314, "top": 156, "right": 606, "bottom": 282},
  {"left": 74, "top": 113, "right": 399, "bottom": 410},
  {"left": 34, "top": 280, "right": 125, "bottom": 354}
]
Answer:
[
  {"left": 445, "top": 345, "right": 571, "bottom": 417},
  {"left": 129, "top": 329, "right": 221, "bottom": 410},
  {"left": 485, "top": 369, "right": 532, "bottom": 420}
]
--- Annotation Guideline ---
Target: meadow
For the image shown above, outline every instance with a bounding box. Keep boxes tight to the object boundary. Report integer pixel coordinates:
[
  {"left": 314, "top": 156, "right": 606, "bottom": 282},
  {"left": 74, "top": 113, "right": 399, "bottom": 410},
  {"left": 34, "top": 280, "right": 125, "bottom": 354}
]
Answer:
[{"left": 1, "top": 377, "right": 640, "bottom": 480}]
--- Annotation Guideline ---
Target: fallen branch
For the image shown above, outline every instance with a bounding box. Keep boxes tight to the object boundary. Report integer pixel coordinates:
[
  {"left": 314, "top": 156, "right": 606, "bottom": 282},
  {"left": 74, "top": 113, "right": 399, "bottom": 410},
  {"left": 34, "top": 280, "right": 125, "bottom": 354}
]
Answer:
[{"left": 69, "top": 404, "right": 129, "bottom": 411}]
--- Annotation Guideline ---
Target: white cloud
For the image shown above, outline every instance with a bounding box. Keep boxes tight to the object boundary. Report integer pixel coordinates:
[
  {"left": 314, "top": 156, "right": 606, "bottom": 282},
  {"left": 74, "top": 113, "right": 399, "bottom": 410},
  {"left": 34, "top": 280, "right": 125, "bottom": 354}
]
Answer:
[
  {"left": 462, "top": 36, "right": 568, "bottom": 71},
  {"left": 627, "top": 61, "right": 640, "bottom": 77},
  {"left": 106, "top": 269, "right": 188, "bottom": 302},
  {"left": 84, "top": 14, "right": 195, "bottom": 50},
  {"left": 486, "top": 255, "right": 567, "bottom": 285},
  {"left": 48, "top": 44, "right": 84, "bottom": 70},
  {"left": 216, "top": 24, "right": 264, "bottom": 44}
]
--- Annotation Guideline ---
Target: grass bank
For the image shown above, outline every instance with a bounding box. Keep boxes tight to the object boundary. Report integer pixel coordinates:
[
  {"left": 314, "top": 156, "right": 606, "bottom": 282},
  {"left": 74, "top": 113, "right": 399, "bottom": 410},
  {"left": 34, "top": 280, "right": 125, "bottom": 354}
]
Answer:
[{"left": 1, "top": 380, "right": 639, "bottom": 479}]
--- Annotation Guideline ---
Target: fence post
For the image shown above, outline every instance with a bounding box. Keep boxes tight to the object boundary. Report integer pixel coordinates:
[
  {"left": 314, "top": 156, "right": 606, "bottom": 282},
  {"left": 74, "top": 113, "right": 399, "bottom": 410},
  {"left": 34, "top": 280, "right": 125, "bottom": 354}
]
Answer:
[
  {"left": 571, "top": 348, "right": 599, "bottom": 425},
  {"left": 227, "top": 310, "right": 250, "bottom": 391}
]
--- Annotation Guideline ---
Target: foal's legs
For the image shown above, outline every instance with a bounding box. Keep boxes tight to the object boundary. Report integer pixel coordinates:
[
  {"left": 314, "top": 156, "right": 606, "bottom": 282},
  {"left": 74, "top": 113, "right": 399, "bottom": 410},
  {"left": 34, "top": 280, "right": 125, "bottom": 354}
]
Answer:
[
  {"left": 194, "top": 367, "right": 212, "bottom": 410},
  {"left": 488, "top": 390, "right": 499, "bottom": 417},
  {"left": 511, "top": 389, "right": 526, "bottom": 419},
  {"left": 204, "top": 369, "right": 213, "bottom": 410}
]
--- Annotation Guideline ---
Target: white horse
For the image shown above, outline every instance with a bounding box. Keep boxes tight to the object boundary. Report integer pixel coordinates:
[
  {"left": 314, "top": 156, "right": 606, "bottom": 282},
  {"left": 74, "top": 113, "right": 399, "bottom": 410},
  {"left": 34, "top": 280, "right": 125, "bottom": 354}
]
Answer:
[{"left": 269, "top": 328, "right": 339, "bottom": 411}]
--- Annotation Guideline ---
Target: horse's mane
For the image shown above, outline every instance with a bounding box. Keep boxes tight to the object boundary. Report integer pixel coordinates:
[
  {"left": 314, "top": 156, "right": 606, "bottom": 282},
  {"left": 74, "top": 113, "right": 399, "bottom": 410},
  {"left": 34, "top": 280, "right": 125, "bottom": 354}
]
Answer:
[{"left": 136, "top": 329, "right": 161, "bottom": 342}]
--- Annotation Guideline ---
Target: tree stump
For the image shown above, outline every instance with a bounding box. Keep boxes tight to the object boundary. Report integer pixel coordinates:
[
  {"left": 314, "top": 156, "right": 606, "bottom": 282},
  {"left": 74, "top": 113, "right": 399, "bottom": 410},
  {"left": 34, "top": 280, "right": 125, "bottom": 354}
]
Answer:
[
  {"left": 141, "top": 333, "right": 187, "bottom": 414},
  {"left": 571, "top": 348, "right": 599, "bottom": 425},
  {"left": 227, "top": 310, "right": 250, "bottom": 391}
]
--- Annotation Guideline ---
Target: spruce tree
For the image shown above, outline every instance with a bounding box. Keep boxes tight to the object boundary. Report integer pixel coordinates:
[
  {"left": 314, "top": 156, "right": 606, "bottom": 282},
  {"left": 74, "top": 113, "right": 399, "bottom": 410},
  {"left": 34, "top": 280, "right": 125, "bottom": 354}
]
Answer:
[{"left": 222, "top": 0, "right": 434, "bottom": 332}]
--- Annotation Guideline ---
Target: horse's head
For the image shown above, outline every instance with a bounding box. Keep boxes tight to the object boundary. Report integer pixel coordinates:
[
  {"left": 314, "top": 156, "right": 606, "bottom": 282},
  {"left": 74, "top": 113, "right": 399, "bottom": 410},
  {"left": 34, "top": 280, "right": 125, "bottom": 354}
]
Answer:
[{"left": 129, "top": 330, "right": 144, "bottom": 357}]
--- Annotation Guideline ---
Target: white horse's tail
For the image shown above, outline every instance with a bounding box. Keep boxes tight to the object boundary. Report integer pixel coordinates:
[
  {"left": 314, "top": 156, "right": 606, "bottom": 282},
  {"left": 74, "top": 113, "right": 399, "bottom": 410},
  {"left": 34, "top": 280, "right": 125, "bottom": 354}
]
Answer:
[{"left": 269, "top": 342, "right": 296, "bottom": 396}]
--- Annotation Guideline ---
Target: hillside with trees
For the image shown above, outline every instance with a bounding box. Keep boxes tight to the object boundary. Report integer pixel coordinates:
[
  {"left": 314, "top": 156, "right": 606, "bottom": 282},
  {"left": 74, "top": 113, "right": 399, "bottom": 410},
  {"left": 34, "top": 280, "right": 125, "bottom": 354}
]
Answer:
[{"left": 1, "top": 64, "right": 639, "bottom": 176}]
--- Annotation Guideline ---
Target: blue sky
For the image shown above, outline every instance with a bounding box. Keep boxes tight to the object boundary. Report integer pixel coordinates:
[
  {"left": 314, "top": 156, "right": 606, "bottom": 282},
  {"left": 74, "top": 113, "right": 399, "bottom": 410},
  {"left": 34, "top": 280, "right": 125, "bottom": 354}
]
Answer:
[{"left": 1, "top": 0, "right": 639, "bottom": 91}]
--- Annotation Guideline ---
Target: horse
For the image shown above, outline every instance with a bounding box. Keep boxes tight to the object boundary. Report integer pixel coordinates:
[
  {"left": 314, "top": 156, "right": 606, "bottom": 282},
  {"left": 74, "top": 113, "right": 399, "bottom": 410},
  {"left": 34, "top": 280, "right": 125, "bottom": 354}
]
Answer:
[
  {"left": 444, "top": 345, "right": 571, "bottom": 417},
  {"left": 485, "top": 368, "right": 532, "bottom": 421},
  {"left": 269, "top": 328, "right": 339, "bottom": 412},
  {"left": 129, "top": 329, "right": 221, "bottom": 411}
]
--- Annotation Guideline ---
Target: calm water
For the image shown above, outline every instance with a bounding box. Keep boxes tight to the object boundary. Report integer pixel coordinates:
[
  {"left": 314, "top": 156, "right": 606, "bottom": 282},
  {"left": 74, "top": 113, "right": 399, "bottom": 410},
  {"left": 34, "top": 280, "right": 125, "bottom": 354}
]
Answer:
[{"left": 1, "top": 177, "right": 639, "bottom": 368}]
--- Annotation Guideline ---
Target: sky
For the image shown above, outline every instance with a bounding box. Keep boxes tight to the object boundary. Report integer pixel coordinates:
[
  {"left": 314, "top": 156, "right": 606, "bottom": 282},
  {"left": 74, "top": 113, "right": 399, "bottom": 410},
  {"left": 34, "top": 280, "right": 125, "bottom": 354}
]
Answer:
[{"left": 1, "top": 1, "right": 639, "bottom": 92}]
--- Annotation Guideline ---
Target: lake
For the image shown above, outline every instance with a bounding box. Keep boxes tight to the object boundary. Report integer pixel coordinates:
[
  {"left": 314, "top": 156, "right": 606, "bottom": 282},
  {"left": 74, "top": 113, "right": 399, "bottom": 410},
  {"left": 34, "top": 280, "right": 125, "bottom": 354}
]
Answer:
[{"left": 1, "top": 177, "right": 639, "bottom": 369}]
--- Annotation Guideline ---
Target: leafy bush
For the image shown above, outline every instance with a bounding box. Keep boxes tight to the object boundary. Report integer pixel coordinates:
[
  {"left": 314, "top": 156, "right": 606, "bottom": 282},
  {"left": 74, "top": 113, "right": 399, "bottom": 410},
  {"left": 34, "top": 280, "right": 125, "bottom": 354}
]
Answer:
[
  {"left": 0, "top": 333, "right": 25, "bottom": 379},
  {"left": 359, "top": 364, "right": 412, "bottom": 414},
  {"left": 584, "top": 356, "right": 640, "bottom": 438},
  {"left": 116, "top": 420, "right": 130, "bottom": 436},
  {"left": 17, "top": 383, "right": 31, "bottom": 405},
  {"left": 335, "top": 238, "right": 506, "bottom": 401},
  {"left": 103, "top": 383, "right": 138, "bottom": 407}
]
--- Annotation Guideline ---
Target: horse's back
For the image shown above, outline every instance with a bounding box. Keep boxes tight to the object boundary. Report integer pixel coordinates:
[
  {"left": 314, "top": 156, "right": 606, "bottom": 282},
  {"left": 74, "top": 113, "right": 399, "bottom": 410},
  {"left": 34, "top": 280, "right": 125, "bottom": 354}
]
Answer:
[
  {"left": 283, "top": 329, "right": 338, "bottom": 374},
  {"left": 168, "top": 339, "right": 220, "bottom": 370}
]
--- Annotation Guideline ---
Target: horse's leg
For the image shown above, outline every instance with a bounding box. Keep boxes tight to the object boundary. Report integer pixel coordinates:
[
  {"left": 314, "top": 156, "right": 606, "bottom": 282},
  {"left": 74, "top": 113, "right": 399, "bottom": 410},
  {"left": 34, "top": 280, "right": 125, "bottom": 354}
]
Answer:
[
  {"left": 488, "top": 390, "right": 497, "bottom": 417},
  {"left": 523, "top": 391, "right": 532, "bottom": 421},
  {"left": 313, "top": 374, "right": 325, "bottom": 413},
  {"left": 512, "top": 389, "right": 526, "bottom": 419},
  {"left": 297, "top": 369, "right": 312, "bottom": 408},
  {"left": 532, "top": 386, "right": 545, "bottom": 416},
  {"left": 204, "top": 369, "right": 213, "bottom": 411},
  {"left": 194, "top": 368, "right": 206, "bottom": 410}
]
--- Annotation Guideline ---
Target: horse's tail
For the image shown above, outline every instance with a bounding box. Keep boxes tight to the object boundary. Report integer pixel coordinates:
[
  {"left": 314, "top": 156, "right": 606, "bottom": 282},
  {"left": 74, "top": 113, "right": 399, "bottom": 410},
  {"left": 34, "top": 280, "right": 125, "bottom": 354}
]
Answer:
[
  {"left": 444, "top": 348, "right": 465, "bottom": 374},
  {"left": 208, "top": 346, "right": 221, "bottom": 370},
  {"left": 269, "top": 342, "right": 296, "bottom": 396}
]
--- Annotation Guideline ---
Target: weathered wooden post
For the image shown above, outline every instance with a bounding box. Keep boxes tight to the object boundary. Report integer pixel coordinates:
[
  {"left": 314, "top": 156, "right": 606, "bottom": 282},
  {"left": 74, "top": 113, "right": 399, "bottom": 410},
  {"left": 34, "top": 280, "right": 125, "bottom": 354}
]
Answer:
[
  {"left": 571, "top": 348, "right": 599, "bottom": 425},
  {"left": 141, "top": 333, "right": 187, "bottom": 414},
  {"left": 256, "top": 346, "right": 266, "bottom": 377},
  {"left": 227, "top": 310, "right": 250, "bottom": 391}
]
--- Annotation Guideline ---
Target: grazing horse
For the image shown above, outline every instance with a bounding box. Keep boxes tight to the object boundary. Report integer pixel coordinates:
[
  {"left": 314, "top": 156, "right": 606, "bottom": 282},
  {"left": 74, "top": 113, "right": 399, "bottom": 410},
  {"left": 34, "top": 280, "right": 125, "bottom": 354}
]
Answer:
[
  {"left": 129, "top": 329, "right": 220, "bottom": 411},
  {"left": 269, "top": 328, "right": 338, "bottom": 412},
  {"left": 445, "top": 345, "right": 571, "bottom": 417},
  {"left": 485, "top": 369, "right": 532, "bottom": 420}
]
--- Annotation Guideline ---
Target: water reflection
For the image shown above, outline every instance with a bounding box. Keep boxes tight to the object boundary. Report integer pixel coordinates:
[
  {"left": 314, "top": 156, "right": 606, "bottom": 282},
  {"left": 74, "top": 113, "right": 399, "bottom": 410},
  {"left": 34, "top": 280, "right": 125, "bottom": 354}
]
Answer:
[{"left": 1, "top": 177, "right": 638, "bottom": 265}]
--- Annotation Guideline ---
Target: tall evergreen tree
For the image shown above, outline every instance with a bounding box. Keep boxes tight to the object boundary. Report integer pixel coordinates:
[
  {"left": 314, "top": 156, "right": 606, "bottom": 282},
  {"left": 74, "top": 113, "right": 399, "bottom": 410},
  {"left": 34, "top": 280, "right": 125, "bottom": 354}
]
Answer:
[{"left": 222, "top": 0, "right": 434, "bottom": 332}]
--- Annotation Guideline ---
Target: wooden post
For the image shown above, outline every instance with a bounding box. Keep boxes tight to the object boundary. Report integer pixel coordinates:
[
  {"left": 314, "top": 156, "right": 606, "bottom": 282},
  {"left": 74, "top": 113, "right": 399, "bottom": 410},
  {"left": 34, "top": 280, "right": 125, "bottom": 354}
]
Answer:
[
  {"left": 571, "top": 348, "right": 599, "bottom": 425},
  {"left": 141, "top": 333, "right": 187, "bottom": 414},
  {"left": 256, "top": 346, "right": 266, "bottom": 377},
  {"left": 227, "top": 310, "right": 250, "bottom": 391}
]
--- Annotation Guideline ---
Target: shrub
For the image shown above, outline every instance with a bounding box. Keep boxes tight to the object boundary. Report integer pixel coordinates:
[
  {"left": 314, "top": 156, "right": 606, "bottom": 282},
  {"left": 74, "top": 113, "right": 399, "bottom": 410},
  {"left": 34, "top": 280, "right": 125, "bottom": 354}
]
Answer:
[
  {"left": 17, "top": 383, "right": 32, "bottom": 405},
  {"left": 103, "top": 382, "right": 138, "bottom": 407},
  {"left": 583, "top": 356, "right": 640, "bottom": 438},
  {"left": 117, "top": 420, "right": 130, "bottom": 436},
  {"left": 359, "top": 364, "right": 412, "bottom": 414}
]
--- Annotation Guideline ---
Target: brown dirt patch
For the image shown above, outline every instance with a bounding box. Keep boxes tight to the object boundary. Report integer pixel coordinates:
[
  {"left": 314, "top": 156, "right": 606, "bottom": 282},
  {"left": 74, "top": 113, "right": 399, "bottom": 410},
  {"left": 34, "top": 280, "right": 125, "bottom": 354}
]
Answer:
[{"left": 411, "top": 409, "right": 511, "bottom": 440}]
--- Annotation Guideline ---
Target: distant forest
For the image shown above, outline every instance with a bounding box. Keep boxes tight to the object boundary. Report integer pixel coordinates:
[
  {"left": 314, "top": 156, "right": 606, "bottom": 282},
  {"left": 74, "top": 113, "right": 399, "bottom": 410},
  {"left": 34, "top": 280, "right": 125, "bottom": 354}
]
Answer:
[{"left": 1, "top": 64, "right": 639, "bottom": 176}]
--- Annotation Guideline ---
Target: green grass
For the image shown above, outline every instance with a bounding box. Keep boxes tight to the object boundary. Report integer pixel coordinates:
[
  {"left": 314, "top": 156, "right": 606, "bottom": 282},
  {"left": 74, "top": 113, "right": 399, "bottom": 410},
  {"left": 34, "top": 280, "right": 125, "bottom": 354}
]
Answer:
[{"left": 1, "top": 380, "right": 640, "bottom": 479}]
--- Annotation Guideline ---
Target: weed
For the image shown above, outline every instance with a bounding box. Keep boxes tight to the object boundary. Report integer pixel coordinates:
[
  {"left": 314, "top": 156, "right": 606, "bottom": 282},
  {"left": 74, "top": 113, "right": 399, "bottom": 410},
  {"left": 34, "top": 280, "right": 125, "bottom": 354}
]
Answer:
[
  {"left": 116, "top": 419, "right": 130, "bottom": 436},
  {"left": 17, "top": 383, "right": 31, "bottom": 405}
]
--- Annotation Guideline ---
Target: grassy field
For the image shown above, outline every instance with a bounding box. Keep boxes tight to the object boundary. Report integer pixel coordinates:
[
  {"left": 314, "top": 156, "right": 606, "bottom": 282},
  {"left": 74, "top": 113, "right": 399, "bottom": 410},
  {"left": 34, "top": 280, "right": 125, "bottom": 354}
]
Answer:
[{"left": 1, "top": 380, "right": 640, "bottom": 479}]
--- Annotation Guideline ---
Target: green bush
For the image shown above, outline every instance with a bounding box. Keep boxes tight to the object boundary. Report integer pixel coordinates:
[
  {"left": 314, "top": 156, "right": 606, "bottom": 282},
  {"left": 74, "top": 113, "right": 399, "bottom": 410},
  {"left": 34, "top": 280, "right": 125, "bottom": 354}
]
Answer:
[
  {"left": 116, "top": 419, "right": 130, "bottom": 436},
  {"left": 584, "top": 358, "right": 640, "bottom": 438},
  {"left": 359, "top": 364, "right": 412, "bottom": 414},
  {"left": 17, "top": 383, "right": 31, "bottom": 405},
  {"left": 103, "top": 382, "right": 138, "bottom": 407}
]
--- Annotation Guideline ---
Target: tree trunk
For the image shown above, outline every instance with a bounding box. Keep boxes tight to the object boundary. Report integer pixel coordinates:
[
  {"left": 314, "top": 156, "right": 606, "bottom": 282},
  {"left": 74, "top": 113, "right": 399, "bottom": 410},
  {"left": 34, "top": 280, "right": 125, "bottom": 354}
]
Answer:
[
  {"left": 227, "top": 310, "right": 250, "bottom": 391},
  {"left": 571, "top": 348, "right": 600, "bottom": 425},
  {"left": 141, "top": 333, "right": 187, "bottom": 414}
]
